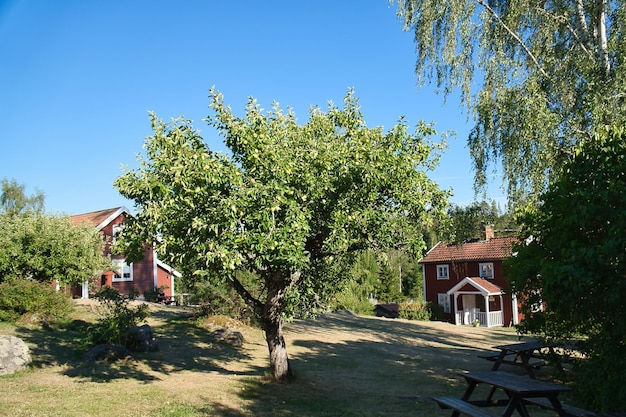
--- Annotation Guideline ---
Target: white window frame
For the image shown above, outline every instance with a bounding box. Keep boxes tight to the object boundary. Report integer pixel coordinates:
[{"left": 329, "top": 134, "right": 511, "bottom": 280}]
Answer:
[
  {"left": 112, "top": 224, "right": 123, "bottom": 245},
  {"left": 438, "top": 293, "right": 451, "bottom": 313},
  {"left": 436, "top": 264, "right": 449, "bottom": 280},
  {"left": 112, "top": 258, "right": 133, "bottom": 282},
  {"left": 479, "top": 262, "right": 494, "bottom": 279}
]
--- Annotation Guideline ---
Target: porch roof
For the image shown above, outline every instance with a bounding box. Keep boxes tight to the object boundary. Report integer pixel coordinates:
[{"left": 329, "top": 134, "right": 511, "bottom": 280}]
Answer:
[{"left": 446, "top": 277, "right": 504, "bottom": 296}]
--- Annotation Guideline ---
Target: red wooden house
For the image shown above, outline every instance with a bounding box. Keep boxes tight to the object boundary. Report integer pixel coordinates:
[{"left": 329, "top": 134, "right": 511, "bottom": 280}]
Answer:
[
  {"left": 418, "top": 226, "right": 520, "bottom": 327},
  {"left": 71, "top": 207, "right": 180, "bottom": 300}
]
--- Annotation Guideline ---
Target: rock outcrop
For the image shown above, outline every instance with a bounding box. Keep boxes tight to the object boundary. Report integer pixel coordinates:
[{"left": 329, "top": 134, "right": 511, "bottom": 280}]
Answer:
[{"left": 0, "top": 335, "right": 32, "bottom": 375}]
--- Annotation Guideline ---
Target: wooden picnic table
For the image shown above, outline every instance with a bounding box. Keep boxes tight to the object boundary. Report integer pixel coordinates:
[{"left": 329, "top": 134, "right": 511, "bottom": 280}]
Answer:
[
  {"left": 483, "top": 340, "right": 557, "bottom": 378},
  {"left": 434, "top": 370, "right": 573, "bottom": 417}
]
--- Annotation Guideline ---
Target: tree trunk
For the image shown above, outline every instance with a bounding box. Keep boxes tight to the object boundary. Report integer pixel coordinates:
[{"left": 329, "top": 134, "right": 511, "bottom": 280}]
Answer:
[
  {"left": 262, "top": 270, "right": 293, "bottom": 382},
  {"left": 263, "top": 313, "right": 292, "bottom": 381}
]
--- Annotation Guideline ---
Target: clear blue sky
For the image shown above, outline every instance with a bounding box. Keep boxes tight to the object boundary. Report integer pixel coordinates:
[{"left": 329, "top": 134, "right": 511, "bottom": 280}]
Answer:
[{"left": 0, "top": 0, "right": 504, "bottom": 215}]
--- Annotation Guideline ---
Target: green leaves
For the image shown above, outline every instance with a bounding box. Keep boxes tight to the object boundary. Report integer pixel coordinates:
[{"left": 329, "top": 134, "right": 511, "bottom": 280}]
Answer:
[
  {"left": 116, "top": 88, "right": 448, "bottom": 317},
  {"left": 394, "top": 0, "right": 626, "bottom": 202},
  {"left": 0, "top": 213, "right": 108, "bottom": 286},
  {"left": 508, "top": 126, "right": 626, "bottom": 410}
]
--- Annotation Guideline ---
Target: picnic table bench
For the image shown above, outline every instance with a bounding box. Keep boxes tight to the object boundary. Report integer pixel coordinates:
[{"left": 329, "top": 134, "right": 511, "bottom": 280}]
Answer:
[
  {"left": 523, "top": 397, "right": 595, "bottom": 416},
  {"left": 433, "top": 370, "right": 574, "bottom": 417},
  {"left": 479, "top": 340, "right": 558, "bottom": 378}
]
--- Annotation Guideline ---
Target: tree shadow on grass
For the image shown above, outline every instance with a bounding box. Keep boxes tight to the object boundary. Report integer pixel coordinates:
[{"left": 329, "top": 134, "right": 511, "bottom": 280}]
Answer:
[
  {"left": 159, "top": 312, "right": 528, "bottom": 417},
  {"left": 14, "top": 309, "right": 266, "bottom": 384}
]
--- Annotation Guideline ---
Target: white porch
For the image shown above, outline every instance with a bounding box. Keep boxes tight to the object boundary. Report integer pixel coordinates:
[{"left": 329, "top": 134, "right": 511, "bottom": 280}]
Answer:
[
  {"left": 447, "top": 277, "right": 505, "bottom": 328},
  {"left": 454, "top": 309, "right": 504, "bottom": 327}
]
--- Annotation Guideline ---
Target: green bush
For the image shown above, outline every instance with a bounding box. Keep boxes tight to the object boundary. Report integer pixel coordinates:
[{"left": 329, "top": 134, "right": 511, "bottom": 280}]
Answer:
[
  {"left": 0, "top": 279, "right": 72, "bottom": 322},
  {"left": 331, "top": 280, "right": 376, "bottom": 316},
  {"left": 143, "top": 288, "right": 158, "bottom": 302},
  {"left": 86, "top": 287, "right": 149, "bottom": 346},
  {"left": 188, "top": 279, "right": 255, "bottom": 323},
  {"left": 428, "top": 302, "right": 446, "bottom": 321},
  {"left": 571, "top": 335, "right": 626, "bottom": 411},
  {"left": 398, "top": 300, "right": 431, "bottom": 321}
]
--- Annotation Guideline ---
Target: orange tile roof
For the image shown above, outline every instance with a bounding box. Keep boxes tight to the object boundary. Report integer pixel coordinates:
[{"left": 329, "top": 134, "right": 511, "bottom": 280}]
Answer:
[
  {"left": 419, "top": 237, "right": 517, "bottom": 263},
  {"left": 467, "top": 277, "right": 504, "bottom": 294},
  {"left": 70, "top": 207, "right": 124, "bottom": 228}
]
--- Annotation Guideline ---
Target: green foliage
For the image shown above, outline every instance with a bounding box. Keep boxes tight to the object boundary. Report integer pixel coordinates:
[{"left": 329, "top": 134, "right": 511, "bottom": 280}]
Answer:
[
  {"left": 397, "top": 300, "right": 431, "bottom": 321},
  {"left": 0, "top": 178, "right": 44, "bottom": 216},
  {"left": 186, "top": 272, "right": 256, "bottom": 323},
  {"left": 0, "top": 279, "right": 73, "bottom": 322},
  {"left": 114, "top": 88, "right": 448, "bottom": 379},
  {"left": 507, "top": 126, "right": 626, "bottom": 411},
  {"left": 332, "top": 279, "right": 377, "bottom": 316},
  {"left": 376, "top": 260, "right": 402, "bottom": 303},
  {"left": 0, "top": 212, "right": 108, "bottom": 286},
  {"left": 86, "top": 286, "right": 150, "bottom": 346},
  {"left": 394, "top": 0, "right": 626, "bottom": 202},
  {"left": 442, "top": 200, "right": 517, "bottom": 243}
]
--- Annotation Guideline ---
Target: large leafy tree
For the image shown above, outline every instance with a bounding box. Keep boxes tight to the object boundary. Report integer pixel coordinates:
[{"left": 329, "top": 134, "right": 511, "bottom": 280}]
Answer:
[
  {"left": 0, "top": 213, "right": 108, "bottom": 286},
  {"left": 507, "top": 126, "right": 626, "bottom": 411},
  {"left": 115, "top": 89, "right": 448, "bottom": 381},
  {"left": 393, "top": 0, "right": 626, "bottom": 201}
]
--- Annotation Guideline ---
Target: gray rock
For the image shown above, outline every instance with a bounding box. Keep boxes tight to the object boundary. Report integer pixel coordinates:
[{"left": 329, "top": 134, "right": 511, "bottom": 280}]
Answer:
[
  {"left": 0, "top": 335, "right": 32, "bottom": 375},
  {"left": 211, "top": 328, "right": 244, "bottom": 347},
  {"left": 125, "top": 324, "right": 159, "bottom": 352},
  {"left": 84, "top": 343, "right": 132, "bottom": 363}
]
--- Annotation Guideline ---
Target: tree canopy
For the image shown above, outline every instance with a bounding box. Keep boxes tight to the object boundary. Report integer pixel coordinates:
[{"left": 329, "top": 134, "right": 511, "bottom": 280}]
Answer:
[
  {"left": 1, "top": 178, "right": 45, "bottom": 215},
  {"left": 442, "top": 200, "right": 517, "bottom": 243},
  {"left": 393, "top": 0, "right": 626, "bottom": 201},
  {"left": 115, "top": 88, "right": 449, "bottom": 381},
  {"left": 506, "top": 126, "right": 626, "bottom": 411},
  {"left": 0, "top": 212, "right": 108, "bottom": 287}
]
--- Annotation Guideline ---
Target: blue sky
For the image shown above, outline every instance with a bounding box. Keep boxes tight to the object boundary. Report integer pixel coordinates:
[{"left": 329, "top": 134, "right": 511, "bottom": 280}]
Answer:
[{"left": 0, "top": 1, "right": 504, "bottom": 215}]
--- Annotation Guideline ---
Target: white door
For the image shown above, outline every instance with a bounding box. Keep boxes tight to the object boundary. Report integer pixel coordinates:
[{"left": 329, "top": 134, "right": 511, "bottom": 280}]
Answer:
[{"left": 462, "top": 295, "right": 476, "bottom": 324}]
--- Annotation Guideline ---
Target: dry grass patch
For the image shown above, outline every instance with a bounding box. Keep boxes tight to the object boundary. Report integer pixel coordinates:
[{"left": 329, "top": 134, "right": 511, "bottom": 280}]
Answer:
[{"left": 0, "top": 301, "right": 569, "bottom": 416}]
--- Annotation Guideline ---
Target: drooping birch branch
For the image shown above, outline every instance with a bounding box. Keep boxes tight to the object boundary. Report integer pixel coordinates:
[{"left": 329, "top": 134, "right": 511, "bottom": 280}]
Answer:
[{"left": 476, "top": 0, "right": 549, "bottom": 79}]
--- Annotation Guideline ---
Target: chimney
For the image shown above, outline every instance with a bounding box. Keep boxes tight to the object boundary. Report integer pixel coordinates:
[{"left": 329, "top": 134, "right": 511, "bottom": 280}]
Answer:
[{"left": 484, "top": 225, "right": 494, "bottom": 240}]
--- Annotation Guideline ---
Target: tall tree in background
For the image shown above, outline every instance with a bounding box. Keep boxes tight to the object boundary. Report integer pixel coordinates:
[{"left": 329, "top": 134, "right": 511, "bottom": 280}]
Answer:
[
  {"left": 115, "top": 89, "right": 449, "bottom": 381},
  {"left": 443, "top": 200, "right": 516, "bottom": 243},
  {"left": 1, "top": 178, "right": 44, "bottom": 215},
  {"left": 393, "top": 0, "right": 626, "bottom": 201},
  {"left": 506, "top": 126, "right": 626, "bottom": 411}
]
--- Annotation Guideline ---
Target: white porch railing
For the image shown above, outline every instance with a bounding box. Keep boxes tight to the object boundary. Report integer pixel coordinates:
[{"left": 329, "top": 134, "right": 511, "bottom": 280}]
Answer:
[
  {"left": 455, "top": 310, "right": 504, "bottom": 327},
  {"left": 477, "top": 311, "right": 503, "bottom": 327}
]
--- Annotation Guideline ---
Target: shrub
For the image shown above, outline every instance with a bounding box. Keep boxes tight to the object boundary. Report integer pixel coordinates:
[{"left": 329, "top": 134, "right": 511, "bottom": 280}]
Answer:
[
  {"left": 143, "top": 288, "right": 158, "bottom": 302},
  {"left": 189, "top": 280, "right": 255, "bottom": 323},
  {"left": 398, "top": 300, "right": 431, "bottom": 321},
  {"left": 331, "top": 281, "right": 376, "bottom": 316},
  {"left": 86, "top": 287, "right": 149, "bottom": 346},
  {"left": 0, "top": 279, "right": 72, "bottom": 322},
  {"left": 428, "top": 302, "right": 446, "bottom": 321}
]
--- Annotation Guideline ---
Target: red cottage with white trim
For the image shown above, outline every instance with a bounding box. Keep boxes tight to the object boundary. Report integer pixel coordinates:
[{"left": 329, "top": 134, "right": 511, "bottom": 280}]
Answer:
[
  {"left": 418, "top": 226, "right": 521, "bottom": 327},
  {"left": 71, "top": 207, "right": 180, "bottom": 300}
]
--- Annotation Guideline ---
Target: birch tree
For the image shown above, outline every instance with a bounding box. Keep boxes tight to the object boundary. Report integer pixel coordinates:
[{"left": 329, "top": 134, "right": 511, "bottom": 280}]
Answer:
[
  {"left": 115, "top": 89, "right": 448, "bottom": 381},
  {"left": 393, "top": 0, "right": 626, "bottom": 201}
]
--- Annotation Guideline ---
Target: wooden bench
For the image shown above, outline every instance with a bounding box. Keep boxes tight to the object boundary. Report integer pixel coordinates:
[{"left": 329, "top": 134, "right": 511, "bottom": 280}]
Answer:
[
  {"left": 477, "top": 351, "right": 512, "bottom": 361},
  {"left": 523, "top": 397, "right": 596, "bottom": 416},
  {"left": 433, "top": 396, "right": 501, "bottom": 417}
]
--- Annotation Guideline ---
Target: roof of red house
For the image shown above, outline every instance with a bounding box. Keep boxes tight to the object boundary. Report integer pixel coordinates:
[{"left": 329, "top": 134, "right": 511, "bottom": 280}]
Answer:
[
  {"left": 71, "top": 207, "right": 127, "bottom": 230},
  {"left": 419, "top": 236, "right": 518, "bottom": 263},
  {"left": 447, "top": 277, "right": 505, "bottom": 295},
  {"left": 467, "top": 277, "right": 504, "bottom": 293}
]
